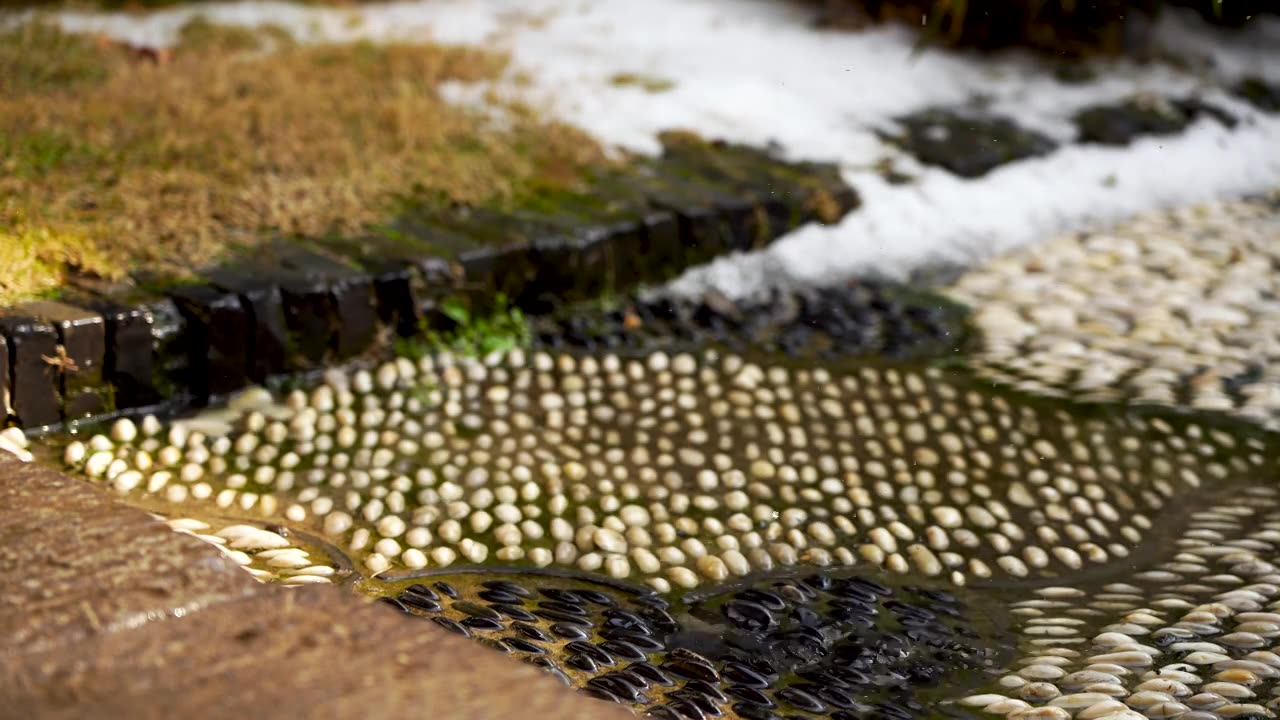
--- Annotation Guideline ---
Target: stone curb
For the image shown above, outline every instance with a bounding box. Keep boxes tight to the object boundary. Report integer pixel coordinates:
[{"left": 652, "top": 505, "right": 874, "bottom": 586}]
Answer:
[
  {"left": 0, "top": 139, "right": 858, "bottom": 433},
  {"left": 0, "top": 454, "right": 629, "bottom": 719}
]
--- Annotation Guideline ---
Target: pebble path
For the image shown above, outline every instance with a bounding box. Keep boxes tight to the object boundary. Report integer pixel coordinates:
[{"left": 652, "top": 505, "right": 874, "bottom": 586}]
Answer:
[{"left": 33, "top": 194, "right": 1280, "bottom": 719}]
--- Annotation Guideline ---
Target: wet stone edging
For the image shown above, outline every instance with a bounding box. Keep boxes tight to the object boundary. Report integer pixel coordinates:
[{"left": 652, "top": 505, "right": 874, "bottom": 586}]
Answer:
[{"left": 0, "top": 137, "right": 857, "bottom": 433}]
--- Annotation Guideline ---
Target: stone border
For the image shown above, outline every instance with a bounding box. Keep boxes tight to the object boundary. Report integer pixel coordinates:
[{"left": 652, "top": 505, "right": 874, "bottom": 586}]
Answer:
[
  {"left": 0, "top": 139, "right": 857, "bottom": 433},
  {"left": 0, "top": 454, "right": 630, "bottom": 719}
]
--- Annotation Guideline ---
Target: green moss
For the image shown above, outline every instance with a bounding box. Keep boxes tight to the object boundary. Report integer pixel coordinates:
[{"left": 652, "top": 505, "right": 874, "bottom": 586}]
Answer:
[
  {"left": 395, "top": 293, "right": 530, "bottom": 359},
  {"left": 608, "top": 72, "right": 676, "bottom": 93},
  {"left": 0, "top": 22, "right": 115, "bottom": 96},
  {"left": 176, "top": 17, "right": 294, "bottom": 53}
]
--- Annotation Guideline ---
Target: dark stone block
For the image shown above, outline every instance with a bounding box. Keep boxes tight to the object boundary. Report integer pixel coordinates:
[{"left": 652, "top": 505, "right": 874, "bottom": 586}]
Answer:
[
  {"left": 624, "top": 173, "right": 739, "bottom": 282},
  {"left": 456, "top": 243, "right": 538, "bottom": 313},
  {"left": 332, "top": 276, "right": 378, "bottom": 359},
  {"left": 277, "top": 250, "right": 379, "bottom": 362},
  {"left": 146, "top": 298, "right": 193, "bottom": 405},
  {"left": 99, "top": 304, "right": 157, "bottom": 410},
  {"left": 78, "top": 301, "right": 154, "bottom": 412},
  {"left": 17, "top": 301, "right": 108, "bottom": 421},
  {"left": 887, "top": 108, "right": 1057, "bottom": 178},
  {"left": 59, "top": 288, "right": 190, "bottom": 410},
  {"left": 415, "top": 257, "right": 464, "bottom": 312},
  {"left": 370, "top": 263, "right": 420, "bottom": 337},
  {"left": 204, "top": 269, "right": 289, "bottom": 382},
  {"left": 1075, "top": 96, "right": 1232, "bottom": 146},
  {"left": 308, "top": 234, "right": 445, "bottom": 339},
  {"left": 1236, "top": 77, "right": 1280, "bottom": 113},
  {"left": 169, "top": 286, "right": 250, "bottom": 402},
  {"left": 0, "top": 316, "right": 61, "bottom": 428},
  {"left": 278, "top": 277, "right": 335, "bottom": 370},
  {"left": 0, "top": 334, "right": 8, "bottom": 422},
  {"left": 527, "top": 229, "right": 616, "bottom": 311}
]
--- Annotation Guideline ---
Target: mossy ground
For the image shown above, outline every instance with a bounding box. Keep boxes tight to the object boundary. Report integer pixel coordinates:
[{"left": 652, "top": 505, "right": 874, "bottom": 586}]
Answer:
[{"left": 0, "top": 19, "right": 608, "bottom": 306}]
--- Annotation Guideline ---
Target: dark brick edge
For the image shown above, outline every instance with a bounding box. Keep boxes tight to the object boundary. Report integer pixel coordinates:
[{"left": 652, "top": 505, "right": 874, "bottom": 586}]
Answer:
[{"left": 1, "top": 141, "right": 859, "bottom": 434}]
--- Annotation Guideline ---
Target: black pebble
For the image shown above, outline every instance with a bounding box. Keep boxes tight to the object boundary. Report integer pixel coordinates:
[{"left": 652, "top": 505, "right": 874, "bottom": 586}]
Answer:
[
  {"left": 566, "top": 653, "right": 599, "bottom": 673},
  {"left": 461, "top": 616, "right": 505, "bottom": 632},
  {"left": 481, "top": 579, "right": 533, "bottom": 598},
  {"left": 722, "top": 599, "right": 777, "bottom": 632},
  {"left": 661, "top": 660, "right": 719, "bottom": 684},
  {"left": 431, "top": 616, "right": 471, "bottom": 637},
  {"left": 566, "top": 640, "right": 616, "bottom": 666},
  {"left": 377, "top": 596, "right": 411, "bottom": 613},
  {"left": 816, "top": 685, "right": 861, "bottom": 709},
  {"left": 626, "top": 662, "right": 675, "bottom": 687},
  {"left": 599, "top": 639, "right": 647, "bottom": 662},
  {"left": 491, "top": 604, "right": 538, "bottom": 622},
  {"left": 664, "top": 699, "right": 708, "bottom": 720},
  {"left": 510, "top": 621, "right": 554, "bottom": 642},
  {"left": 454, "top": 601, "right": 503, "bottom": 622},
  {"left": 725, "top": 686, "right": 775, "bottom": 707},
  {"left": 399, "top": 594, "right": 442, "bottom": 613},
  {"left": 550, "top": 622, "right": 591, "bottom": 640},
  {"left": 479, "top": 589, "right": 524, "bottom": 605},
  {"left": 587, "top": 675, "right": 645, "bottom": 703},
  {"left": 579, "top": 685, "right": 622, "bottom": 704},
  {"left": 722, "top": 662, "right": 770, "bottom": 688},
  {"left": 539, "top": 588, "right": 584, "bottom": 604},
  {"left": 776, "top": 686, "right": 826, "bottom": 713},
  {"left": 538, "top": 599, "right": 589, "bottom": 617},
  {"left": 477, "top": 636, "right": 511, "bottom": 654},
  {"left": 402, "top": 583, "right": 439, "bottom": 601},
  {"left": 537, "top": 609, "right": 595, "bottom": 626},
  {"left": 600, "top": 629, "right": 665, "bottom": 652},
  {"left": 849, "top": 577, "right": 891, "bottom": 596},
  {"left": 643, "top": 608, "right": 680, "bottom": 634},
  {"left": 501, "top": 636, "right": 546, "bottom": 655},
  {"left": 732, "top": 703, "right": 780, "bottom": 720},
  {"left": 603, "top": 609, "right": 654, "bottom": 634},
  {"left": 682, "top": 680, "right": 727, "bottom": 703},
  {"left": 736, "top": 589, "right": 786, "bottom": 611},
  {"left": 576, "top": 589, "right": 616, "bottom": 606}
]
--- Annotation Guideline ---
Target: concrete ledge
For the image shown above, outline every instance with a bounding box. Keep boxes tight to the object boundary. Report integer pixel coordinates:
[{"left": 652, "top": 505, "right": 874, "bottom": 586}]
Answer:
[{"left": 0, "top": 456, "right": 627, "bottom": 720}]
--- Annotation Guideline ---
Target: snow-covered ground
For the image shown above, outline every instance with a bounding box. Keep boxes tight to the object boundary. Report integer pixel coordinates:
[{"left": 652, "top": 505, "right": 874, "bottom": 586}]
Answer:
[{"left": 15, "top": 0, "right": 1280, "bottom": 297}]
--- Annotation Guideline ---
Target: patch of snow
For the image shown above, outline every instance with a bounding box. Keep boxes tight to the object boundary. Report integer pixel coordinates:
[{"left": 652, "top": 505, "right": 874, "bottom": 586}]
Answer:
[{"left": 16, "top": 0, "right": 1280, "bottom": 297}]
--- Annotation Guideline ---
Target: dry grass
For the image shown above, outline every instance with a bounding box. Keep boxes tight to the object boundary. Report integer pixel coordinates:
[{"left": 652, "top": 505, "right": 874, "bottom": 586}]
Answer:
[{"left": 0, "top": 20, "right": 607, "bottom": 305}]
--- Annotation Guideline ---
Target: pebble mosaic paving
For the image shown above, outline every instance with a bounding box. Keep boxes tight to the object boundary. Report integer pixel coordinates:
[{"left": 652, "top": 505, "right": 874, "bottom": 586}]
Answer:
[{"left": 27, "top": 191, "right": 1280, "bottom": 720}]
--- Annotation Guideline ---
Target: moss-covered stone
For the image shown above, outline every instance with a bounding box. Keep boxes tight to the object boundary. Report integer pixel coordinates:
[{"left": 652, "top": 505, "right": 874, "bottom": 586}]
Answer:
[
  {"left": 15, "top": 301, "right": 108, "bottom": 421},
  {"left": 1235, "top": 77, "right": 1280, "bottom": 113},
  {"left": 885, "top": 108, "right": 1057, "bottom": 178},
  {"left": 1074, "top": 95, "right": 1233, "bottom": 146}
]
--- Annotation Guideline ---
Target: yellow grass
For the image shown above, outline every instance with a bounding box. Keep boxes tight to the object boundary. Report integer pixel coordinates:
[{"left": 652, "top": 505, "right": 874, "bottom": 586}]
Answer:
[{"left": 0, "top": 20, "right": 607, "bottom": 305}]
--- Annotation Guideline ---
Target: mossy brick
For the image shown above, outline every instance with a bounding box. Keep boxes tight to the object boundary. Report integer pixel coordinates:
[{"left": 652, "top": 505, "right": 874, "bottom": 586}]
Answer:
[
  {"left": 886, "top": 108, "right": 1057, "bottom": 178},
  {"left": 655, "top": 140, "right": 808, "bottom": 235},
  {"left": 62, "top": 280, "right": 194, "bottom": 410},
  {"left": 0, "top": 315, "right": 61, "bottom": 428},
  {"left": 1073, "top": 96, "right": 1231, "bottom": 146},
  {"left": 276, "top": 249, "right": 379, "bottom": 361},
  {"left": 1236, "top": 77, "right": 1280, "bottom": 113},
  {"left": 307, "top": 234, "right": 444, "bottom": 338},
  {"left": 98, "top": 304, "right": 159, "bottom": 410},
  {"left": 610, "top": 169, "right": 743, "bottom": 280},
  {"left": 168, "top": 285, "right": 251, "bottom": 402},
  {"left": 15, "top": 301, "right": 108, "bottom": 420},
  {"left": 657, "top": 136, "right": 858, "bottom": 228},
  {"left": 202, "top": 268, "right": 290, "bottom": 382},
  {"left": 0, "top": 334, "right": 8, "bottom": 421}
]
